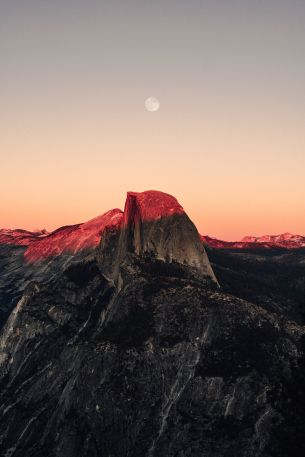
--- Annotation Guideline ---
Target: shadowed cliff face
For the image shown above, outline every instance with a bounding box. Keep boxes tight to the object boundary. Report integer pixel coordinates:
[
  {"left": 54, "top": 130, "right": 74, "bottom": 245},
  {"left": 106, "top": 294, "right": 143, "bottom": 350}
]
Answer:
[{"left": 0, "top": 191, "right": 304, "bottom": 457}]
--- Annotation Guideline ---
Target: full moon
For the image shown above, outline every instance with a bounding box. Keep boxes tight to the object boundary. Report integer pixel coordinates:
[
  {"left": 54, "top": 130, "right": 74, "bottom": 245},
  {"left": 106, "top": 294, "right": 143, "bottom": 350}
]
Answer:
[{"left": 145, "top": 97, "right": 160, "bottom": 112}]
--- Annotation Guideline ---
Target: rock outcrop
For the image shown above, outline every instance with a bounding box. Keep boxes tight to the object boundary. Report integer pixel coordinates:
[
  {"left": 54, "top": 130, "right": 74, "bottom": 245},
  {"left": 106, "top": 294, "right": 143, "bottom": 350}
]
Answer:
[{"left": 99, "top": 191, "right": 218, "bottom": 286}]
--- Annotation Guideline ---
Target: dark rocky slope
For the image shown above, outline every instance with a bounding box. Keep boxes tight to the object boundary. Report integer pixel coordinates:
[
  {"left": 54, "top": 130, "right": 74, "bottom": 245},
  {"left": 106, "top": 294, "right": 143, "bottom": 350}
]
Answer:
[
  {"left": 0, "top": 210, "right": 123, "bottom": 329},
  {"left": 0, "top": 191, "right": 304, "bottom": 457},
  {"left": 208, "top": 247, "right": 305, "bottom": 323}
]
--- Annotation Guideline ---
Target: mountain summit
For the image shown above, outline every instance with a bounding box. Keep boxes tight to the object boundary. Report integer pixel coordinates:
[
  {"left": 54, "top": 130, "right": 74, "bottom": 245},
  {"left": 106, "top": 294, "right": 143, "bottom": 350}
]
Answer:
[{"left": 98, "top": 190, "right": 218, "bottom": 286}]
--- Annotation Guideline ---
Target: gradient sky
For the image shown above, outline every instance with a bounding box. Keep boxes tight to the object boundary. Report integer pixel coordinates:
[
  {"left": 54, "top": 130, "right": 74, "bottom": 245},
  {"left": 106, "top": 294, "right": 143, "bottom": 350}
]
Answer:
[{"left": 1, "top": 0, "right": 305, "bottom": 240}]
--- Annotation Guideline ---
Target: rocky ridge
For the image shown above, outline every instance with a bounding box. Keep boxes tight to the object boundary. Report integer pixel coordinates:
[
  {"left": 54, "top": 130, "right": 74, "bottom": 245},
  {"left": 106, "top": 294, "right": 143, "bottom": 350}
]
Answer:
[{"left": 0, "top": 228, "right": 48, "bottom": 246}]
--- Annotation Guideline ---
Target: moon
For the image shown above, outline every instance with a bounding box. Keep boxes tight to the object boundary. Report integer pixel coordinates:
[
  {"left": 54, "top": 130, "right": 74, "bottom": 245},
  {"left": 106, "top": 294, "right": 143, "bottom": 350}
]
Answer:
[{"left": 145, "top": 97, "right": 160, "bottom": 112}]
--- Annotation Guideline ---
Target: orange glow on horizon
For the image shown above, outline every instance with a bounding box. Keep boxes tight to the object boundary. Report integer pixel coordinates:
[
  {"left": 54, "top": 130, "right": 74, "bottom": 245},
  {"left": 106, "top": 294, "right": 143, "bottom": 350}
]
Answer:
[{"left": 1, "top": 1, "right": 304, "bottom": 240}]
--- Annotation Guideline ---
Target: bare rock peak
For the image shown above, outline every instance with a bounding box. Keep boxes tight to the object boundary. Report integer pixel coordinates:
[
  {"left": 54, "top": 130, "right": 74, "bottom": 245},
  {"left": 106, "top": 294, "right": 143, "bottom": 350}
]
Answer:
[{"left": 100, "top": 190, "right": 218, "bottom": 285}]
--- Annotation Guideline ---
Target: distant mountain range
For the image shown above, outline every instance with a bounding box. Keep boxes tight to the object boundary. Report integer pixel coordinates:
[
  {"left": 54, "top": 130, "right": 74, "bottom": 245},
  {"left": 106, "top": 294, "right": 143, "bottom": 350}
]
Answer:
[{"left": 202, "top": 232, "right": 305, "bottom": 249}]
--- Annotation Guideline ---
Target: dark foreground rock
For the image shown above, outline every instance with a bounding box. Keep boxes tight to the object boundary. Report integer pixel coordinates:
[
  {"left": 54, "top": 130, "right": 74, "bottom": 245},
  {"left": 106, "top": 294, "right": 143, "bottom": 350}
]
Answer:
[{"left": 0, "top": 255, "right": 305, "bottom": 457}]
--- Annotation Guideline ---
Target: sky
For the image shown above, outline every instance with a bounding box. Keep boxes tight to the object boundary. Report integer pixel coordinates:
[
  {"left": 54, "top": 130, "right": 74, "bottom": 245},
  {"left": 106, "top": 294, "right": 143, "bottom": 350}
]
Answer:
[{"left": 1, "top": 0, "right": 305, "bottom": 240}]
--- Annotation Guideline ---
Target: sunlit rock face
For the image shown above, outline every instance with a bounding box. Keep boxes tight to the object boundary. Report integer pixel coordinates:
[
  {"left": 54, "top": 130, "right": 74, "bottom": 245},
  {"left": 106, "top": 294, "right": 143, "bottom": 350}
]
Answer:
[
  {"left": 0, "top": 228, "right": 48, "bottom": 246},
  {"left": 98, "top": 190, "right": 218, "bottom": 286},
  {"left": 24, "top": 209, "right": 123, "bottom": 262}
]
